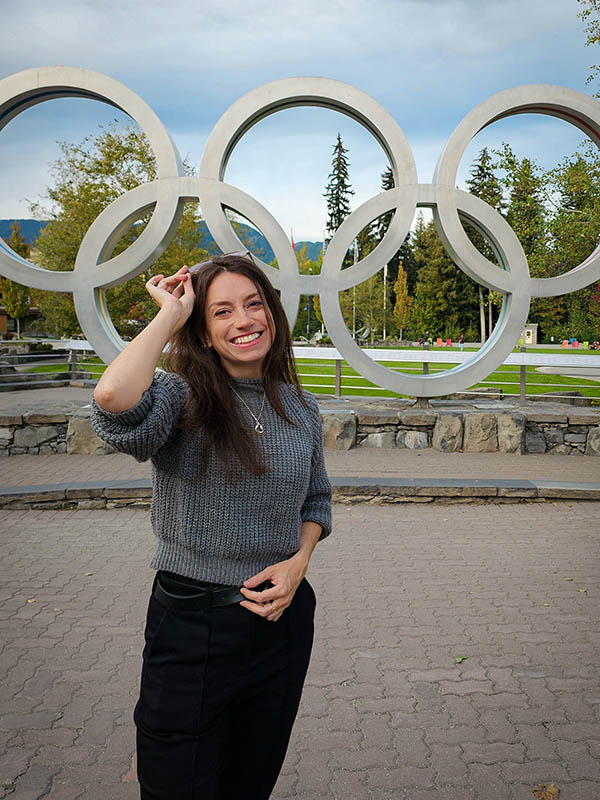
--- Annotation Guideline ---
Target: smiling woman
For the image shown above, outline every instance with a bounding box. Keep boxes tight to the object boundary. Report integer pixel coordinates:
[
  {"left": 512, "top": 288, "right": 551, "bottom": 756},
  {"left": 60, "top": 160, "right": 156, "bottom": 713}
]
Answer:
[{"left": 90, "top": 252, "right": 332, "bottom": 800}]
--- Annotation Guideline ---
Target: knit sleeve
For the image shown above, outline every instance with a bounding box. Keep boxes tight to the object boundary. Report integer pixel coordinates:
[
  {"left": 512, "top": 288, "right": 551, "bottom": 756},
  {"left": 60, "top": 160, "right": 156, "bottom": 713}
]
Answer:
[
  {"left": 91, "top": 370, "right": 189, "bottom": 462},
  {"left": 300, "top": 392, "right": 332, "bottom": 539}
]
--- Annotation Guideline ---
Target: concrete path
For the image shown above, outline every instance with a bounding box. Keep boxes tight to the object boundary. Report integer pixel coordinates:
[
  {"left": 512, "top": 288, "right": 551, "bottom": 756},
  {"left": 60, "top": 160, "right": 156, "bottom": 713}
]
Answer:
[{"left": 1, "top": 503, "right": 599, "bottom": 799}]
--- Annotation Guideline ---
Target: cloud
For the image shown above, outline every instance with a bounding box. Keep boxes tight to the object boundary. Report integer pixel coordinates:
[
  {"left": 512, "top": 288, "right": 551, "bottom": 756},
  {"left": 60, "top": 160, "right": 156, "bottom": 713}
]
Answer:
[{"left": 0, "top": 0, "right": 594, "bottom": 238}]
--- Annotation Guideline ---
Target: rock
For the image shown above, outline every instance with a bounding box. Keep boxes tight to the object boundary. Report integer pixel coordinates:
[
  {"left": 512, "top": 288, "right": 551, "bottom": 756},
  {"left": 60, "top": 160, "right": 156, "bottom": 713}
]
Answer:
[
  {"left": 548, "top": 444, "right": 571, "bottom": 455},
  {"left": 431, "top": 414, "right": 463, "bottom": 452},
  {"left": 360, "top": 432, "right": 396, "bottom": 448},
  {"left": 569, "top": 413, "right": 600, "bottom": 425},
  {"left": 463, "top": 413, "right": 498, "bottom": 452},
  {"left": 322, "top": 414, "right": 356, "bottom": 451},
  {"left": 525, "top": 412, "right": 568, "bottom": 424},
  {"left": 585, "top": 426, "right": 600, "bottom": 456},
  {"left": 23, "top": 412, "right": 68, "bottom": 424},
  {"left": 497, "top": 412, "right": 525, "bottom": 454},
  {"left": 0, "top": 415, "right": 22, "bottom": 425},
  {"left": 544, "top": 428, "right": 564, "bottom": 446},
  {"left": 356, "top": 411, "right": 399, "bottom": 425},
  {"left": 55, "top": 442, "right": 67, "bottom": 454},
  {"left": 0, "top": 428, "right": 13, "bottom": 444},
  {"left": 525, "top": 427, "right": 546, "bottom": 454},
  {"left": 398, "top": 411, "right": 438, "bottom": 427},
  {"left": 397, "top": 430, "right": 428, "bottom": 449},
  {"left": 67, "top": 415, "right": 114, "bottom": 455},
  {"left": 564, "top": 433, "right": 587, "bottom": 444},
  {"left": 13, "top": 425, "right": 59, "bottom": 448}
]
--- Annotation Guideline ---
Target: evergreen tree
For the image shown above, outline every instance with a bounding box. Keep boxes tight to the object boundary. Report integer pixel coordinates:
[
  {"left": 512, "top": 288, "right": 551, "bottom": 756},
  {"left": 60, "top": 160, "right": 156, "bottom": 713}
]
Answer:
[
  {"left": 546, "top": 146, "right": 600, "bottom": 340},
  {"left": 323, "top": 134, "right": 354, "bottom": 245},
  {"left": 31, "top": 123, "right": 209, "bottom": 338},
  {"left": 373, "top": 166, "right": 416, "bottom": 291},
  {"left": 465, "top": 147, "right": 504, "bottom": 342},
  {"left": 496, "top": 144, "right": 557, "bottom": 338},
  {"left": 1, "top": 222, "right": 31, "bottom": 338},
  {"left": 410, "top": 215, "right": 479, "bottom": 341}
]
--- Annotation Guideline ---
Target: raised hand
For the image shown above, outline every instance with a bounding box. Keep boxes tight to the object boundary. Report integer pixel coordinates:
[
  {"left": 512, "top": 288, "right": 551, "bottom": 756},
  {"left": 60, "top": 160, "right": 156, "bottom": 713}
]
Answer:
[{"left": 145, "top": 265, "right": 196, "bottom": 333}]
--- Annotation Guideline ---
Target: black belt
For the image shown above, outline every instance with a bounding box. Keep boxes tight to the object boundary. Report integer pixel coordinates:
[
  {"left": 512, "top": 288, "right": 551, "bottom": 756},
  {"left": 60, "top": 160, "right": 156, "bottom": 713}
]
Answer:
[{"left": 153, "top": 572, "right": 269, "bottom": 611}]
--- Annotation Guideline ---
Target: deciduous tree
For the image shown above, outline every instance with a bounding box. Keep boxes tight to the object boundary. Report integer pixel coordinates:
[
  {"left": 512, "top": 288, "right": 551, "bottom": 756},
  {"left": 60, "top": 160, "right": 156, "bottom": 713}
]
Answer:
[{"left": 1, "top": 222, "right": 31, "bottom": 338}]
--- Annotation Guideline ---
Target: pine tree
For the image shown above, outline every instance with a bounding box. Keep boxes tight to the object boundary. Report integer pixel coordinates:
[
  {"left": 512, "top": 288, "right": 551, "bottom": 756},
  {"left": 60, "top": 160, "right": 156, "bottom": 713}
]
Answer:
[
  {"left": 465, "top": 147, "right": 504, "bottom": 342},
  {"left": 323, "top": 134, "right": 354, "bottom": 244},
  {"left": 1, "top": 222, "right": 31, "bottom": 338},
  {"left": 497, "top": 144, "right": 557, "bottom": 339},
  {"left": 410, "top": 216, "right": 479, "bottom": 341},
  {"left": 373, "top": 166, "right": 416, "bottom": 291}
]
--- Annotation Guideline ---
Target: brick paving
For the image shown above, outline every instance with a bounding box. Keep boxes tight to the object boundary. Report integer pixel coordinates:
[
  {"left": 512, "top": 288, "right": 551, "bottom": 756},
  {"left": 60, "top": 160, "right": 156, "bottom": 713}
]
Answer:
[
  {"left": 1, "top": 503, "right": 599, "bottom": 799},
  {"left": 2, "top": 448, "right": 600, "bottom": 489}
]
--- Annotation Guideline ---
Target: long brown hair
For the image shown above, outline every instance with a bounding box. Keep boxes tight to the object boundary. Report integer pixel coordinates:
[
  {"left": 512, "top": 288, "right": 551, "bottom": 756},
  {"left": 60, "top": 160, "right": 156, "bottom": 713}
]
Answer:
[{"left": 163, "top": 254, "right": 305, "bottom": 476}]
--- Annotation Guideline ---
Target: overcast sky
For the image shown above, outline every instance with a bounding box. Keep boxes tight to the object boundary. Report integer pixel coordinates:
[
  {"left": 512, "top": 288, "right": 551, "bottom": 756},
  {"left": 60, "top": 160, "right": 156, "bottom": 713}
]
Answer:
[{"left": 0, "top": 0, "right": 594, "bottom": 241}]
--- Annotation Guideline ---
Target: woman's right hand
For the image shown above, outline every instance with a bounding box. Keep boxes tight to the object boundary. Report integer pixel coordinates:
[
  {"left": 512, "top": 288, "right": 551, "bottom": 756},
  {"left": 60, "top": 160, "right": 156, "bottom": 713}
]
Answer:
[{"left": 145, "top": 265, "right": 196, "bottom": 333}]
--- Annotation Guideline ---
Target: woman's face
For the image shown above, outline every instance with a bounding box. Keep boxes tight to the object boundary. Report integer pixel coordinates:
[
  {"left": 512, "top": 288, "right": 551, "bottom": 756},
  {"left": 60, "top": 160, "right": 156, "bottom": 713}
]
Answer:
[{"left": 204, "top": 271, "right": 274, "bottom": 379}]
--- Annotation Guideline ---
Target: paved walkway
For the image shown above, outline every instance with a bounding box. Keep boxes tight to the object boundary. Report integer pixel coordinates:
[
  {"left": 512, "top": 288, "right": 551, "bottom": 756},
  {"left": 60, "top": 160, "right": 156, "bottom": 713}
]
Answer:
[
  {"left": 1, "top": 447, "right": 600, "bottom": 489},
  {"left": 1, "top": 503, "right": 599, "bottom": 799}
]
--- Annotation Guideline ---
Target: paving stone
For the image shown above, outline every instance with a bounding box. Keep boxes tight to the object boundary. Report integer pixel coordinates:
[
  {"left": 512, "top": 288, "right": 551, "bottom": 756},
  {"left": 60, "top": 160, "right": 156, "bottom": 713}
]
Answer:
[
  {"left": 461, "top": 741, "right": 525, "bottom": 764},
  {"left": 1, "top": 501, "right": 600, "bottom": 797},
  {"left": 368, "top": 765, "right": 435, "bottom": 789}
]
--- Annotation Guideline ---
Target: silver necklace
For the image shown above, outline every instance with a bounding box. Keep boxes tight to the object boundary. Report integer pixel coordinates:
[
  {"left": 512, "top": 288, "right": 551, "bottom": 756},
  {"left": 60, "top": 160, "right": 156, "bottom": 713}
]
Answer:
[{"left": 232, "top": 387, "right": 267, "bottom": 434}]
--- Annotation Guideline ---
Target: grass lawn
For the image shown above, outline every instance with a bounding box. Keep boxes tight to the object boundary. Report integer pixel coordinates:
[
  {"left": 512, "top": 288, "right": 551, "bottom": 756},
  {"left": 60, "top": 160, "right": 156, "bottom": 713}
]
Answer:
[{"left": 26, "top": 351, "right": 600, "bottom": 400}]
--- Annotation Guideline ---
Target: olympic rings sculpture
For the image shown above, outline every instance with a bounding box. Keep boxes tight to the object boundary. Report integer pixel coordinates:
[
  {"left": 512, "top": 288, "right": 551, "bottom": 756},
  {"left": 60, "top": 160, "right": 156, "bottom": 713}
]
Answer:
[{"left": 1, "top": 68, "right": 600, "bottom": 397}]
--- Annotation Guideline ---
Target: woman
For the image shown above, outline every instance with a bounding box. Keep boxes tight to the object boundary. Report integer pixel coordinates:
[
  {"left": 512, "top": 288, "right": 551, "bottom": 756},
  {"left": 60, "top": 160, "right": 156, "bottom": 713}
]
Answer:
[{"left": 92, "top": 253, "right": 332, "bottom": 800}]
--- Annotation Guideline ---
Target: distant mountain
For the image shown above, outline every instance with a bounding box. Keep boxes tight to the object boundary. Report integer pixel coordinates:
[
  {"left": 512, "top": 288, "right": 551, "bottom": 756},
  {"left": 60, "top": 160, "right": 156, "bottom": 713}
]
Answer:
[
  {"left": 0, "top": 219, "right": 46, "bottom": 245},
  {"left": 0, "top": 218, "right": 324, "bottom": 266}
]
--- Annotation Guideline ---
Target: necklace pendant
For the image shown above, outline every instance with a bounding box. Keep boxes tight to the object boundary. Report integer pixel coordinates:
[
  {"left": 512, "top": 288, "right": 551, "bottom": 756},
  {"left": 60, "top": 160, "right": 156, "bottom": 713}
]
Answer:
[{"left": 254, "top": 421, "right": 265, "bottom": 434}]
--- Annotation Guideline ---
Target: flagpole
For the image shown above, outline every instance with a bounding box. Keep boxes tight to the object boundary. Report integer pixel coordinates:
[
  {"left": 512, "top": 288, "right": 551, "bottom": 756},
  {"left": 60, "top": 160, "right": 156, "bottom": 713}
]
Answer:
[{"left": 352, "top": 239, "right": 358, "bottom": 340}]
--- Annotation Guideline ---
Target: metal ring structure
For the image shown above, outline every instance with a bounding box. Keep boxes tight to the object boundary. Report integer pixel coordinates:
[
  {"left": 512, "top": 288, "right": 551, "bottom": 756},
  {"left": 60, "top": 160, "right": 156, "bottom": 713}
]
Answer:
[{"left": 0, "top": 69, "right": 599, "bottom": 395}]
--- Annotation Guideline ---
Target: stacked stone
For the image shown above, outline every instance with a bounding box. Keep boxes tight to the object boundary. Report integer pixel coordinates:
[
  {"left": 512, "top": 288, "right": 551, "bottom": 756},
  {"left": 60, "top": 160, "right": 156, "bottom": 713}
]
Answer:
[
  {"left": 524, "top": 411, "right": 600, "bottom": 456},
  {"left": 0, "top": 413, "right": 113, "bottom": 456},
  {"left": 321, "top": 409, "right": 600, "bottom": 455}
]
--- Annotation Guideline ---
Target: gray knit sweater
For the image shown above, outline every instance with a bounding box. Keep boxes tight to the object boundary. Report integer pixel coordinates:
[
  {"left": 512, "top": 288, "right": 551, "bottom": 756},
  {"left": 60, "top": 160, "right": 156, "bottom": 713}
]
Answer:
[{"left": 91, "top": 371, "right": 332, "bottom": 585}]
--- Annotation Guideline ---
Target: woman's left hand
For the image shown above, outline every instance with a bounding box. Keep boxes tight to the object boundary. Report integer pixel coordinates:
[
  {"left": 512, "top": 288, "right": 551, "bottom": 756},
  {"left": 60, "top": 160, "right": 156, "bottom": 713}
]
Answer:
[{"left": 240, "top": 553, "right": 308, "bottom": 622}]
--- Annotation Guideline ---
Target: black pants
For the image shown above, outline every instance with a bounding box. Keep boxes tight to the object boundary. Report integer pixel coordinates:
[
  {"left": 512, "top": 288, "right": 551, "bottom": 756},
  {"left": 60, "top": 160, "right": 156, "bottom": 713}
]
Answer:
[{"left": 134, "top": 573, "right": 316, "bottom": 799}]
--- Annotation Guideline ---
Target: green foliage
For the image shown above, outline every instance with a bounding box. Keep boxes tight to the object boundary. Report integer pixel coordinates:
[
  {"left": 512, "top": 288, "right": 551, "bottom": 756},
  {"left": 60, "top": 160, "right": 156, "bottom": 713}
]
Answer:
[
  {"left": 30, "top": 122, "right": 209, "bottom": 338},
  {"left": 1, "top": 222, "right": 31, "bottom": 337},
  {"left": 393, "top": 266, "right": 411, "bottom": 338},
  {"left": 409, "top": 216, "right": 479, "bottom": 341},
  {"left": 291, "top": 245, "right": 322, "bottom": 340}
]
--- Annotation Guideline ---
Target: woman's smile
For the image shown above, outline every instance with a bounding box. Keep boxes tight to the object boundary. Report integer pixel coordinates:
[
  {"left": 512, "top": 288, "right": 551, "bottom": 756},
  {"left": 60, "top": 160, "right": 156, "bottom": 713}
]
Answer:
[{"left": 205, "top": 272, "right": 273, "bottom": 377}]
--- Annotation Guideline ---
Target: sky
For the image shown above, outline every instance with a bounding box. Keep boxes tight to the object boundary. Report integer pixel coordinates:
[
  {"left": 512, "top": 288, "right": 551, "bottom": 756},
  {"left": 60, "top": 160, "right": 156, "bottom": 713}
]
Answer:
[{"left": 0, "top": 0, "right": 595, "bottom": 242}]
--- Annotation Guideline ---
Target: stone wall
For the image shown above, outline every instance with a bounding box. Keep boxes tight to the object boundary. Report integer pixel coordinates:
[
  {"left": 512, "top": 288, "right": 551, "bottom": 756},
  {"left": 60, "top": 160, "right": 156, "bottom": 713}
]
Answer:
[
  {"left": 322, "top": 409, "right": 600, "bottom": 456},
  {"left": 0, "top": 413, "right": 113, "bottom": 456},
  {"left": 2, "top": 407, "right": 600, "bottom": 457}
]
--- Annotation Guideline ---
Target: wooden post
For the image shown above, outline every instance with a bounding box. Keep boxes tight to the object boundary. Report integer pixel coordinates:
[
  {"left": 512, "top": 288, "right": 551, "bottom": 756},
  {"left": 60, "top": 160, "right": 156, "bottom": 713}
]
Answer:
[
  {"left": 519, "top": 344, "right": 526, "bottom": 401},
  {"left": 335, "top": 359, "right": 342, "bottom": 398}
]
